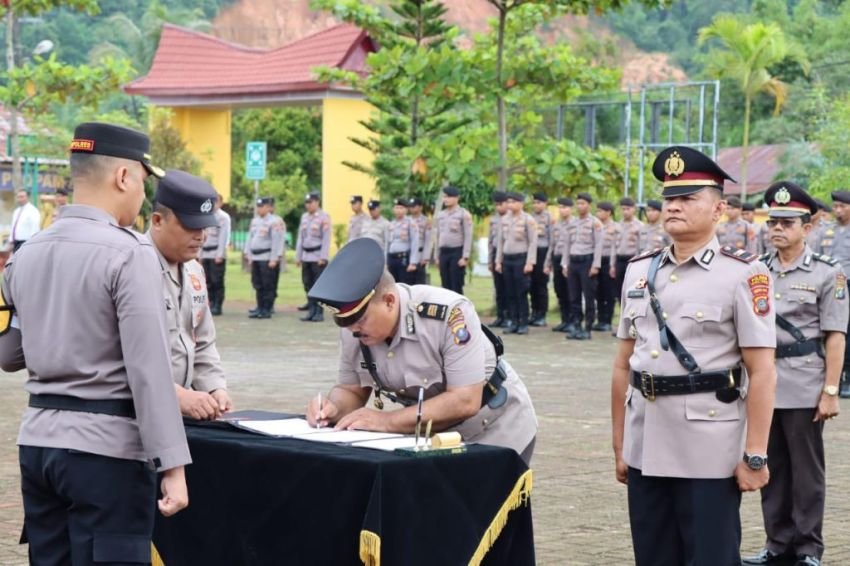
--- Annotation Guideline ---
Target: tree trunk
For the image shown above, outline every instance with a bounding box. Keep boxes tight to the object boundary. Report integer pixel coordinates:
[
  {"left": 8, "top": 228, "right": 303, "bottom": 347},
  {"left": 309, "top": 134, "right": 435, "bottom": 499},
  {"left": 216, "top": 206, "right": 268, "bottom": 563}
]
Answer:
[
  {"left": 6, "top": 6, "right": 21, "bottom": 193},
  {"left": 740, "top": 94, "right": 751, "bottom": 202},
  {"left": 495, "top": 6, "right": 507, "bottom": 192}
]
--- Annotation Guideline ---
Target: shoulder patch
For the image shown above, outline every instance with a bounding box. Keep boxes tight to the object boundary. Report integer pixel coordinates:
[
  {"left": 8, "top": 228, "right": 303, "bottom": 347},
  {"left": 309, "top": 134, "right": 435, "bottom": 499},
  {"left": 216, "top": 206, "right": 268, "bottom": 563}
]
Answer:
[
  {"left": 629, "top": 247, "right": 665, "bottom": 263},
  {"left": 415, "top": 302, "right": 448, "bottom": 320},
  {"left": 720, "top": 245, "right": 756, "bottom": 263},
  {"left": 812, "top": 253, "right": 839, "bottom": 266}
]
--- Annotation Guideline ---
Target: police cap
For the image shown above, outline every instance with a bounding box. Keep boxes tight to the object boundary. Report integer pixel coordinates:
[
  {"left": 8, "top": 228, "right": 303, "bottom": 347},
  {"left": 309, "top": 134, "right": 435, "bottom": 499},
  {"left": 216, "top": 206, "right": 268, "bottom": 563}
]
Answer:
[
  {"left": 70, "top": 122, "right": 164, "bottom": 178},
  {"left": 597, "top": 201, "right": 614, "bottom": 212},
  {"left": 367, "top": 199, "right": 381, "bottom": 210},
  {"left": 350, "top": 195, "right": 363, "bottom": 204},
  {"left": 532, "top": 192, "right": 548, "bottom": 203},
  {"left": 764, "top": 181, "right": 818, "bottom": 218},
  {"left": 576, "top": 192, "right": 593, "bottom": 203},
  {"left": 815, "top": 198, "right": 832, "bottom": 213},
  {"left": 505, "top": 191, "right": 525, "bottom": 202},
  {"left": 56, "top": 188, "right": 69, "bottom": 196},
  {"left": 725, "top": 196, "right": 743, "bottom": 209},
  {"left": 646, "top": 199, "right": 663, "bottom": 211},
  {"left": 557, "top": 197, "right": 573, "bottom": 206},
  {"left": 308, "top": 238, "right": 386, "bottom": 327},
  {"left": 408, "top": 197, "right": 423, "bottom": 207},
  {"left": 619, "top": 197, "right": 635, "bottom": 207},
  {"left": 831, "top": 191, "right": 850, "bottom": 205},
  {"left": 256, "top": 197, "right": 274, "bottom": 206},
  {"left": 154, "top": 170, "right": 218, "bottom": 229},
  {"left": 443, "top": 186, "right": 460, "bottom": 197},
  {"left": 492, "top": 191, "right": 508, "bottom": 203},
  {"left": 741, "top": 202, "right": 755, "bottom": 212},
  {"left": 393, "top": 198, "right": 408, "bottom": 207},
  {"left": 652, "top": 146, "right": 735, "bottom": 198},
  {"left": 305, "top": 192, "right": 321, "bottom": 203}
]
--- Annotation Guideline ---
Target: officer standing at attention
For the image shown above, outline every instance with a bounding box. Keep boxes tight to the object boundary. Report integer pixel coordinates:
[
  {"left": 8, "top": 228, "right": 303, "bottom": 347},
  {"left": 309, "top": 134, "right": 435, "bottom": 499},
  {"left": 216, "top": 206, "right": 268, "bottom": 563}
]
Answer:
[
  {"left": 407, "top": 197, "right": 432, "bottom": 285},
  {"left": 808, "top": 199, "right": 834, "bottom": 251},
  {"left": 347, "top": 195, "right": 367, "bottom": 242},
  {"left": 244, "top": 197, "right": 285, "bottom": 319},
  {"left": 819, "top": 191, "right": 850, "bottom": 397},
  {"left": 362, "top": 199, "right": 390, "bottom": 252},
  {"left": 636, "top": 199, "right": 670, "bottom": 253},
  {"left": 296, "top": 192, "right": 331, "bottom": 323},
  {"left": 305, "top": 238, "right": 538, "bottom": 464},
  {"left": 545, "top": 197, "right": 574, "bottom": 332},
  {"left": 717, "top": 195, "right": 758, "bottom": 253},
  {"left": 562, "top": 192, "right": 603, "bottom": 340},
  {"left": 742, "top": 182, "right": 846, "bottom": 566},
  {"left": 488, "top": 191, "right": 509, "bottom": 327},
  {"left": 148, "top": 170, "right": 234, "bottom": 421},
  {"left": 611, "top": 146, "right": 777, "bottom": 566},
  {"left": 610, "top": 197, "right": 643, "bottom": 327},
  {"left": 595, "top": 200, "right": 618, "bottom": 332},
  {"left": 200, "top": 193, "right": 231, "bottom": 316},
  {"left": 387, "top": 198, "right": 420, "bottom": 285},
  {"left": 495, "top": 192, "right": 538, "bottom": 335},
  {"left": 742, "top": 201, "right": 757, "bottom": 223},
  {"left": 434, "top": 186, "right": 473, "bottom": 295},
  {"left": 0, "top": 122, "right": 190, "bottom": 563},
  {"left": 529, "top": 192, "right": 552, "bottom": 326}
]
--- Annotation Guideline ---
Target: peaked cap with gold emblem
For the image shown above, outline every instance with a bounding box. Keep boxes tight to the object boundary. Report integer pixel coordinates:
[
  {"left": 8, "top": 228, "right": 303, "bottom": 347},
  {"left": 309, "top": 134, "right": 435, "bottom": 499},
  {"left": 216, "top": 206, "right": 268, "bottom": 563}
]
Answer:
[
  {"left": 652, "top": 145, "right": 735, "bottom": 198},
  {"left": 763, "top": 181, "right": 818, "bottom": 218},
  {"left": 308, "top": 238, "right": 386, "bottom": 327}
]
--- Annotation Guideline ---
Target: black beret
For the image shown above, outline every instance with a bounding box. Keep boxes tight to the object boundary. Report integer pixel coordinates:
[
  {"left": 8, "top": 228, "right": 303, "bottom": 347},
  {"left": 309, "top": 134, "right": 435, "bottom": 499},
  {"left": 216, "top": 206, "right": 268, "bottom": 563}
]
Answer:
[
  {"left": 256, "top": 197, "right": 274, "bottom": 206},
  {"left": 506, "top": 191, "right": 526, "bottom": 202},
  {"left": 305, "top": 192, "right": 320, "bottom": 202},
  {"left": 831, "top": 191, "right": 850, "bottom": 205},
  {"left": 154, "top": 170, "right": 218, "bottom": 229},
  {"left": 646, "top": 199, "right": 662, "bottom": 211},
  {"left": 492, "top": 191, "right": 508, "bottom": 203},
  {"left": 725, "top": 196, "right": 743, "bottom": 209},
  {"left": 619, "top": 197, "right": 635, "bottom": 206},
  {"left": 741, "top": 202, "right": 755, "bottom": 211},
  {"left": 367, "top": 199, "right": 381, "bottom": 210},
  {"left": 393, "top": 198, "right": 408, "bottom": 207},
  {"left": 350, "top": 195, "right": 363, "bottom": 204},
  {"left": 576, "top": 192, "right": 593, "bottom": 203},
  {"left": 597, "top": 201, "right": 614, "bottom": 212},
  {"left": 443, "top": 186, "right": 460, "bottom": 197},
  {"left": 815, "top": 198, "right": 832, "bottom": 212},
  {"left": 70, "top": 122, "right": 164, "bottom": 178},
  {"left": 652, "top": 145, "right": 735, "bottom": 197},
  {"left": 557, "top": 197, "right": 573, "bottom": 206},
  {"left": 308, "top": 238, "right": 386, "bottom": 328},
  {"left": 408, "top": 197, "right": 423, "bottom": 206},
  {"left": 532, "top": 192, "right": 548, "bottom": 203},
  {"left": 764, "top": 181, "right": 818, "bottom": 217}
]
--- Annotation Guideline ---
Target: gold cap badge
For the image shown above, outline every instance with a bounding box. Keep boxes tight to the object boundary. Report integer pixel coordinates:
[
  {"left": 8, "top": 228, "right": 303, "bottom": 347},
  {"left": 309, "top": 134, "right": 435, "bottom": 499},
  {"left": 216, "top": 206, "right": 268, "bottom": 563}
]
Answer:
[
  {"left": 664, "top": 151, "right": 685, "bottom": 177},
  {"left": 775, "top": 187, "right": 791, "bottom": 205}
]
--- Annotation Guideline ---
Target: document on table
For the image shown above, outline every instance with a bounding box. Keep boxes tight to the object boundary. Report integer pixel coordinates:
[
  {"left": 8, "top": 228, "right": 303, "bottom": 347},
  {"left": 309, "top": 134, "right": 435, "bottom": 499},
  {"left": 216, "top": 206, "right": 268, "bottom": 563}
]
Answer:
[
  {"left": 350, "top": 436, "right": 421, "bottom": 452},
  {"left": 233, "top": 418, "right": 319, "bottom": 437},
  {"left": 289, "top": 430, "right": 402, "bottom": 444}
]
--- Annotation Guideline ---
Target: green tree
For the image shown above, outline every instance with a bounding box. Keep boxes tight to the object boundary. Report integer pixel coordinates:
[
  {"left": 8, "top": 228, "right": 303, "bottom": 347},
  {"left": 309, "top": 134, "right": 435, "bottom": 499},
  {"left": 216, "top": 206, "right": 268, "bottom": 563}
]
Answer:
[{"left": 697, "top": 15, "right": 809, "bottom": 200}]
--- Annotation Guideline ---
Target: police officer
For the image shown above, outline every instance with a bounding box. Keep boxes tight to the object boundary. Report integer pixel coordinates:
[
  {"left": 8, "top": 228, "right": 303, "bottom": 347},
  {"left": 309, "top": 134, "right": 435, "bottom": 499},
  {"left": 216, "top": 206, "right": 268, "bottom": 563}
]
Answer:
[
  {"left": 717, "top": 195, "right": 758, "bottom": 253},
  {"left": 488, "top": 191, "right": 509, "bottom": 327},
  {"left": 742, "top": 201, "right": 757, "bottom": 223},
  {"left": 595, "top": 200, "right": 618, "bottom": 332},
  {"left": 636, "top": 199, "right": 670, "bottom": 253},
  {"left": 743, "top": 182, "right": 846, "bottom": 566},
  {"left": 408, "top": 197, "right": 432, "bottom": 285},
  {"left": 387, "top": 198, "right": 420, "bottom": 285},
  {"left": 348, "top": 195, "right": 367, "bottom": 242},
  {"left": 821, "top": 191, "right": 850, "bottom": 397},
  {"left": 563, "top": 192, "right": 603, "bottom": 340},
  {"left": 305, "top": 238, "right": 538, "bottom": 464},
  {"left": 362, "top": 199, "right": 390, "bottom": 252},
  {"left": 529, "top": 192, "right": 552, "bottom": 326},
  {"left": 0, "top": 122, "right": 190, "bottom": 564},
  {"left": 546, "top": 197, "right": 574, "bottom": 332},
  {"left": 296, "top": 192, "right": 331, "bottom": 322},
  {"left": 610, "top": 197, "right": 643, "bottom": 326},
  {"left": 434, "top": 186, "right": 473, "bottom": 295},
  {"left": 244, "top": 197, "right": 285, "bottom": 319},
  {"left": 200, "top": 192, "right": 231, "bottom": 316},
  {"left": 495, "top": 192, "right": 538, "bottom": 335},
  {"left": 611, "top": 146, "right": 776, "bottom": 566},
  {"left": 149, "top": 171, "right": 234, "bottom": 420},
  {"left": 808, "top": 199, "right": 833, "bottom": 251}
]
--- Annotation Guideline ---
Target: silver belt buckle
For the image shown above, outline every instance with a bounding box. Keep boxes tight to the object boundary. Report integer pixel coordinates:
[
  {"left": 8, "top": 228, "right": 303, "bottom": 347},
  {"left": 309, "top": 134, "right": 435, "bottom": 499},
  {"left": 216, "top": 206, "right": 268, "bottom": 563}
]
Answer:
[{"left": 640, "top": 371, "right": 656, "bottom": 401}]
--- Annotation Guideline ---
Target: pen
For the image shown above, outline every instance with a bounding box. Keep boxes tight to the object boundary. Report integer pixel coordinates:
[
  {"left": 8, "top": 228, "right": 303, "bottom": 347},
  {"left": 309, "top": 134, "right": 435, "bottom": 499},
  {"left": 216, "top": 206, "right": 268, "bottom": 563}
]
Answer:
[
  {"left": 425, "top": 419, "right": 432, "bottom": 450},
  {"left": 316, "top": 392, "right": 323, "bottom": 429},
  {"left": 414, "top": 387, "right": 424, "bottom": 450}
]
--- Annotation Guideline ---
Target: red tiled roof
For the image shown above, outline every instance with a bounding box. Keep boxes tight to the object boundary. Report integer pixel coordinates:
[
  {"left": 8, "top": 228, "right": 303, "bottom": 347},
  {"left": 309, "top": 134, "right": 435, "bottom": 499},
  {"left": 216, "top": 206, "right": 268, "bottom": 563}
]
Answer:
[
  {"left": 124, "top": 23, "right": 374, "bottom": 98},
  {"left": 717, "top": 144, "right": 792, "bottom": 197}
]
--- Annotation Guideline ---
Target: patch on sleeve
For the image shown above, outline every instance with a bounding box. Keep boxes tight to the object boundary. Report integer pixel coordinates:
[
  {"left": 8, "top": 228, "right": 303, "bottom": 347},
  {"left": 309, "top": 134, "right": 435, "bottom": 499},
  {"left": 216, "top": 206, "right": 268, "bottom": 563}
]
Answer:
[
  {"left": 836, "top": 273, "right": 846, "bottom": 300},
  {"left": 447, "top": 306, "right": 471, "bottom": 345},
  {"left": 748, "top": 273, "right": 771, "bottom": 316},
  {"left": 416, "top": 302, "right": 448, "bottom": 320}
]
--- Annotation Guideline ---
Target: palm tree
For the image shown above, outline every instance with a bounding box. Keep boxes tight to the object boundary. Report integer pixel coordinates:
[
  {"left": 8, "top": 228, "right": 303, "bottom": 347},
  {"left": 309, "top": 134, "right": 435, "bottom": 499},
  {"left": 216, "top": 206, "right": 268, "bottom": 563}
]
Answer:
[{"left": 698, "top": 15, "right": 809, "bottom": 201}]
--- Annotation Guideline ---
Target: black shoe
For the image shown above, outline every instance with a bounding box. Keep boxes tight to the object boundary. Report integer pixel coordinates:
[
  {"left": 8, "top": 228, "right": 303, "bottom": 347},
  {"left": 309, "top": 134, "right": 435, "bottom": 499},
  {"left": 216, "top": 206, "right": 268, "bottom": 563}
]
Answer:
[
  {"left": 591, "top": 323, "right": 612, "bottom": 331},
  {"left": 552, "top": 321, "right": 567, "bottom": 332},
  {"left": 515, "top": 324, "right": 529, "bottom": 335},
  {"left": 567, "top": 329, "right": 591, "bottom": 340},
  {"left": 742, "top": 548, "right": 795, "bottom": 566},
  {"left": 490, "top": 317, "right": 505, "bottom": 327},
  {"left": 503, "top": 323, "right": 518, "bottom": 335},
  {"left": 498, "top": 318, "right": 512, "bottom": 328},
  {"left": 563, "top": 323, "right": 576, "bottom": 335},
  {"left": 248, "top": 307, "right": 260, "bottom": 316},
  {"left": 297, "top": 303, "right": 309, "bottom": 311},
  {"left": 530, "top": 317, "right": 546, "bottom": 327},
  {"left": 794, "top": 556, "right": 820, "bottom": 566},
  {"left": 300, "top": 310, "right": 315, "bottom": 322},
  {"left": 255, "top": 310, "right": 272, "bottom": 319},
  {"left": 210, "top": 306, "right": 222, "bottom": 316},
  {"left": 310, "top": 310, "right": 324, "bottom": 322}
]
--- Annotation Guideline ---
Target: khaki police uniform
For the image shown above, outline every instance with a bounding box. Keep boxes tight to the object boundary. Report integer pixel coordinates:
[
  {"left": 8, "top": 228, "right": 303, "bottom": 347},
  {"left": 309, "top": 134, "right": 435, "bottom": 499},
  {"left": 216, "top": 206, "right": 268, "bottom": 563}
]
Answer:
[
  {"left": 337, "top": 283, "right": 538, "bottom": 459},
  {"left": 488, "top": 210, "right": 507, "bottom": 324},
  {"left": 530, "top": 207, "right": 552, "bottom": 323},
  {"left": 348, "top": 211, "right": 368, "bottom": 242},
  {"left": 596, "top": 217, "right": 619, "bottom": 329},
  {"left": 410, "top": 211, "right": 432, "bottom": 285},
  {"left": 637, "top": 220, "right": 670, "bottom": 254},
  {"left": 361, "top": 215, "right": 390, "bottom": 252},
  {"left": 717, "top": 217, "right": 757, "bottom": 253},
  {"left": 757, "top": 222, "right": 775, "bottom": 255},
  {"left": 563, "top": 213, "right": 603, "bottom": 336},
  {"left": 387, "top": 214, "right": 420, "bottom": 285},
  {"left": 496, "top": 209, "right": 537, "bottom": 332},
  {"left": 435, "top": 205, "right": 473, "bottom": 295},
  {"left": 546, "top": 215, "right": 573, "bottom": 330},
  {"left": 296, "top": 204, "right": 331, "bottom": 321},
  {"left": 612, "top": 217, "right": 643, "bottom": 315},
  {"left": 200, "top": 207, "right": 231, "bottom": 314},
  {"left": 244, "top": 209, "right": 285, "bottom": 317},
  {"left": 817, "top": 214, "right": 850, "bottom": 394}
]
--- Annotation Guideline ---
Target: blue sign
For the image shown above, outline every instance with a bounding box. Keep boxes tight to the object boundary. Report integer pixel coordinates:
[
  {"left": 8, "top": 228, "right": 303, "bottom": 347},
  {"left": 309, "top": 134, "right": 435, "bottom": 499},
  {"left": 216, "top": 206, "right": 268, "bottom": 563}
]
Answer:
[{"left": 245, "top": 141, "right": 267, "bottom": 181}]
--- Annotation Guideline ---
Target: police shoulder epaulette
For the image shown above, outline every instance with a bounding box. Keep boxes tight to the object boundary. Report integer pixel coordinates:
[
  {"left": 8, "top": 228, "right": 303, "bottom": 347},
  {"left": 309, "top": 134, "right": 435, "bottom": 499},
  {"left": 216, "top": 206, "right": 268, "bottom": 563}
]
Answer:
[
  {"left": 758, "top": 252, "right": 772, "bottom": 263},
  {"left": 812, "top": 253, "right": 839, "bottom": 266},
  {"left": 719, "top": 246, "right": 756, "bottom": 263},
  {"left": 415, "top": 302, "right": 448, "bottom": 320},
  {"left": 629, "top": 247, "right": 664, "bottom": 263}
]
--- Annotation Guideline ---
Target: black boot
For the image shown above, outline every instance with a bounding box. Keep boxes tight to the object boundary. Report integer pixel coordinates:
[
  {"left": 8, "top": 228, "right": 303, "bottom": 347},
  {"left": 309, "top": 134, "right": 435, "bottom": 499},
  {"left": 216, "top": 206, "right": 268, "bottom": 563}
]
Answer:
[
  {"left": 503, "top": 320, "right": 518, "bottom": 334},
  {"left": 311, "top": 305, "right": 324, "bottom": 322},
  {"left": 552, "top": 319, "right": 567, "bottom": 332},
  {"left": 490, "top": 314, "right": 505, "bottom": 327},
  {"left": 297, "top": 302, "right": 310, "bottom": 311},
  {"left": 300, "top": 303, "right": 316, "bottom": 322},
  {"left": 592, "top": 322, "right": 611, "bottom": 331},
  {"left": 530, "top": 313, "right": 546, "bottom": 327}
]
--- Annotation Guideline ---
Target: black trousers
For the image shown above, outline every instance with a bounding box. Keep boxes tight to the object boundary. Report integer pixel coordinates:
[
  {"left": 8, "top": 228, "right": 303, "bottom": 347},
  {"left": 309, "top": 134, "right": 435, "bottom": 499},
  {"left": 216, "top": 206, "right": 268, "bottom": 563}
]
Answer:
[
  {"left": 439, "top": 246, "right": 465, "bottom": 295},
  {"left": 529, "top": 247, "right": 549, "bottom": 316},
  {"left": 567, "top": 255, "right": 597, "bottom": 329},
  {"left": 596, "top": 256, "right": 615, "bottom": 325},
  {"left": 251, "top": 260, "right": 280, "bottom": 312},
  {"left": 614, "top": 255, "right": 631, "bottom": 306},
  {"left": 628, "top": 467, "right": 742, "bottom": 566},
  {"left": 413, "top": 249, "right": 427, "bottom": 285},
  {"left": 387, "top": 252, "right": 415, "bottom": 285},
  {"left": 760, "top": 408, "right": 826, "bottom": 559},
  {"left": 503, "top": 253, "right": 530, "bottom": 324},
  {"left": 492, "top": 262, "right": 507, "bottom": 319},
  {"left": 552, "top": 254, "right": 571, "bottom": 323},
  {"left": 201, "top": 258, "right": 226, "bottom": 309},
  {"left": 20, "top": 446, "right": 156, "bottom": 566},
  {"left": 301, "top": 261, "right": 325, "bottom": 308}
]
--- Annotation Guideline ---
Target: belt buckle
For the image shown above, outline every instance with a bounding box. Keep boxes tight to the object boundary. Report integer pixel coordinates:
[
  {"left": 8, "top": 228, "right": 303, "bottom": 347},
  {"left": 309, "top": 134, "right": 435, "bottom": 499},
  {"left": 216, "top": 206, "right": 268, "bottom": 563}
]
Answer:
[{"left": 640, "top": 371, "right": 656, "bottom": 401}]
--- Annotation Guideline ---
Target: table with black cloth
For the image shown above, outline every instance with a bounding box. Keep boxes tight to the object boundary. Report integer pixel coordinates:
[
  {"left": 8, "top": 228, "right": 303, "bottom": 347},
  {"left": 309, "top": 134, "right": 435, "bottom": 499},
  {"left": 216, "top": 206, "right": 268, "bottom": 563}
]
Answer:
[{"left": 152, "top": 422, "right": 535, "bottom": 566}]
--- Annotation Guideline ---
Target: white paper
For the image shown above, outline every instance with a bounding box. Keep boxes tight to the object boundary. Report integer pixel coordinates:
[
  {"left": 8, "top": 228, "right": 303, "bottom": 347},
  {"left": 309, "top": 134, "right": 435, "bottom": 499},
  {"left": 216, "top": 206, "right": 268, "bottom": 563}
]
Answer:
[
  {"left": 289, "top": 429, "right": 402, "bottom": 444},
  {"left": 235, "top": 418, "right": 321, "bottom": 437},
  {"left": 350, "top": 436, "right": 421, "bottom": 452}
]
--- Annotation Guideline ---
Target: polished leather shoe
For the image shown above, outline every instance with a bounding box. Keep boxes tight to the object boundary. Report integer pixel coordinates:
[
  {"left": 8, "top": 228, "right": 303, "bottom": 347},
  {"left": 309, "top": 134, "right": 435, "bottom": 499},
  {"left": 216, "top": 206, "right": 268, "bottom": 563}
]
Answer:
[
  {"left": 515, "top": 324, "right": 529, "bottom": 335},
  {"left": 567, "top": 329, "right": 591, "bottom": 340},
  {"left": 297, "top": 303, "right": 310, "bottom": 311},
  {"left": 490, "top": 317, "right": 505, "bottom": 327},
  {"left": 503, "top": 323, "right": 518, "bottom": 335},
  {"left": 530, "top": 317, "right": 546, "bottom": 327},
  {"left": 591, "top": 323, "right": 612, "bottom": 331},
  {"left": 255, "top": 310, "right": 272, "bottom": 319},
  {"left": 795, "top": 556, "right": 820, "bottom": 566},
  {"left": 311, "top": 310, "right": 324, "bottom": 322},
  {"left": 551, "top": 321, "right": 567, "bottom": 332},
  {"left": 742, "top": 548, "right": 795, "bottom": 565}
]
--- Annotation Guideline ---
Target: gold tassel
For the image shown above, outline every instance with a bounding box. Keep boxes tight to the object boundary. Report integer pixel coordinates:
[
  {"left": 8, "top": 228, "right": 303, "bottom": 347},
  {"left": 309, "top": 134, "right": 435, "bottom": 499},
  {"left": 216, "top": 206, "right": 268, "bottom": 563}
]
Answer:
[
  {"left": 359, "top": 529, "right": 381, "bottom": 566},
  {"left": 468, "top": 469, "right": 534, "bottom": 566},
  {"left": 152, "top": 542, "right": 165, "bottom": 566}
]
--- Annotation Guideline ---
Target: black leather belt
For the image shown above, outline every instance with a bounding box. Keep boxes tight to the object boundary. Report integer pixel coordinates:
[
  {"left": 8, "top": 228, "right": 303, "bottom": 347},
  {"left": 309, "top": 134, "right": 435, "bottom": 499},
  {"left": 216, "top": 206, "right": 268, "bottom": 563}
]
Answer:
[
  {"left": 29, "top": 393, "right": 136, "bottom": 419},
  {"left": 616, "top": 254, "right": 632, "bottom": 261},
  {"left": 202, "top": 246, "right": 217, "bottom": 251},
  {"left": 388, "top": 251, "right": 409, "bottom": 259},
  {"left": 503, "top": 253, "right": 526, "bottom": 260},
  {"left": 570, "top": 254, "right": 593, "bottom": 261},
  {"left": 439, "top": 246, "right": 462, "bottom": 252},
  {"left": 251, "top": 248, "right": 271, "bottom": 254},
  {"left": 776, "top": 338, "right": 824, "bottom": 359},
  {"left": 302, "top": 245, "right": 321, "bottom": 252},
  {"left": 630, "top": 368, "right": 741, "bottom": 401}
]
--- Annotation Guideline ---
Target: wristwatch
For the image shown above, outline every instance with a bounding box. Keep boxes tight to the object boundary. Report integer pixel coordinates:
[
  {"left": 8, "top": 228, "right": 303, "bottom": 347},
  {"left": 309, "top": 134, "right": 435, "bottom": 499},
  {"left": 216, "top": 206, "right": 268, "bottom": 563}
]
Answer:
[
  {"left": 743, "top": 453, "right": 768, "bottom": 471},
  {"left": 824, "top": 385, "right": 839, "bottom": 397}
]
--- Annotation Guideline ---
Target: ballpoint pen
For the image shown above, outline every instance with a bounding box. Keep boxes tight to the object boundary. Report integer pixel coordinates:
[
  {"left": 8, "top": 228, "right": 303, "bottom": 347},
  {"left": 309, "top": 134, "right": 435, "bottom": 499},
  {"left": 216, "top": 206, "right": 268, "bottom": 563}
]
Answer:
[{"left": 414, "top": 387, "right": 424, "bottom": 450}]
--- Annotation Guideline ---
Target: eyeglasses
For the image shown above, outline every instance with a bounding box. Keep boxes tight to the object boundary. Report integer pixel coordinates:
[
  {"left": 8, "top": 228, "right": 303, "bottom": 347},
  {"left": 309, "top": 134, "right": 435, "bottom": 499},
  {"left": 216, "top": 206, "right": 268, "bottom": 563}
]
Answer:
[{"left": 765, "top": 219, "right": 800, "bottom": 229}]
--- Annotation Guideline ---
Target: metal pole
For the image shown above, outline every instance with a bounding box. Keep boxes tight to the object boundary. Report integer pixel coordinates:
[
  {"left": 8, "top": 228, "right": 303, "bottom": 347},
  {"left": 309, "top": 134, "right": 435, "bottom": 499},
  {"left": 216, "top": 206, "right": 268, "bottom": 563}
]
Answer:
[
  {"left": 638, "top": 86, "right": 647, "bottom": 205},
  {"left": 698, "top": 84, "right": 705, "bottom": 145},
  {"left": 624, "top": 92, "right": 632, "bottom": 198},
  {"left": 684, "top": 100, "right": 692, "bottom": 143},
  {"left": 668, "top": 85, "right": 675, "bottom": 143},
  {"left": 556, "top": 105, "right": 564, "bottom": 140},
  {"left": 712, "top": 81, "right": 720, "bottom": 159},
  {"left": 253, "top": 179, "right": 259, "bottom": 203}
]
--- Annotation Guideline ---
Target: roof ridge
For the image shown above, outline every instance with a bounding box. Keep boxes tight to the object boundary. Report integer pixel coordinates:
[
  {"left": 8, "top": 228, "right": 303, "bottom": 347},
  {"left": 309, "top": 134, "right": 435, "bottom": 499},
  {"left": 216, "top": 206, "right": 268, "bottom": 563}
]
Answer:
[{"left": 160, "top": 22, "right": 266, "bottom": 54}]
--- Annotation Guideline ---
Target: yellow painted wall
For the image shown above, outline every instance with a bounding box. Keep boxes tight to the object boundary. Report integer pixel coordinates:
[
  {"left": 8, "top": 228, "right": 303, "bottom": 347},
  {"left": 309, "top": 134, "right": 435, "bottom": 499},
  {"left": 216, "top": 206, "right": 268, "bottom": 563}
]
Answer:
[
  {"left": 322, "top": 98, "right": 377, "bottom": 235},
  {"left": 170, "top": 107, "right": 232, "bottom": 200}
]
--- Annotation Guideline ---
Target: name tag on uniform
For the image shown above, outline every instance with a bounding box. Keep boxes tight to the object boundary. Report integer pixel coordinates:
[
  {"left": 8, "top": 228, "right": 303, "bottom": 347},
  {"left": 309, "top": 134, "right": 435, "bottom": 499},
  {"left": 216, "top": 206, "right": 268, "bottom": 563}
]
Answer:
[{"left": 627, "top": 289, "right": 645, "bottom": 299}]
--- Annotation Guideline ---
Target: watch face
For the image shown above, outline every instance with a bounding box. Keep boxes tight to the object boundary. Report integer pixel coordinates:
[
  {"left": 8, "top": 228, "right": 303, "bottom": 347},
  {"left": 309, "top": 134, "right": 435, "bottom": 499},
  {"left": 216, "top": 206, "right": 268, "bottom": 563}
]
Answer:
[
  {"left": 747, "top": 455, "right": 766, "bottom": 470},
  {"left": 825, "top": 385, "right": 839, "bottom": 396}
]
